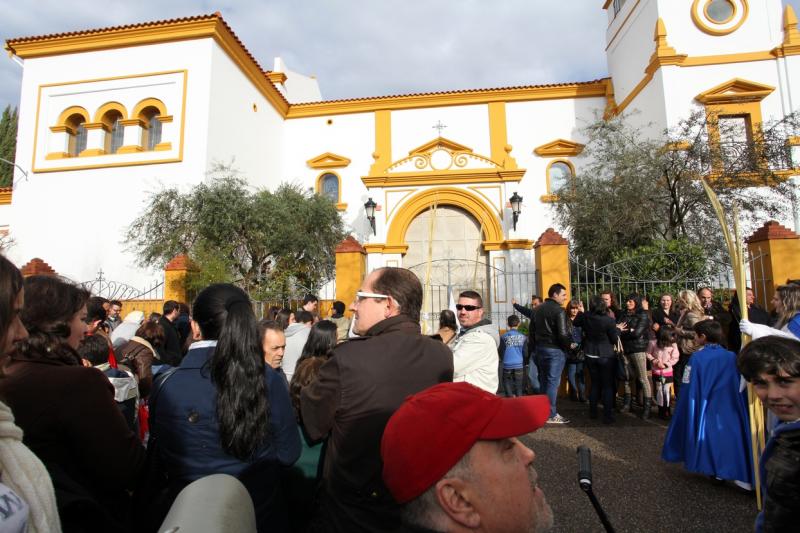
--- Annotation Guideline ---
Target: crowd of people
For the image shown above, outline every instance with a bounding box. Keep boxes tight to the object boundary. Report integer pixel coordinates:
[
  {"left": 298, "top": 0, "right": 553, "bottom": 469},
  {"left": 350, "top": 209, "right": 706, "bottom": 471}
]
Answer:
[{"left": 0, "top": 252, "right": 797, "bottom": 532}]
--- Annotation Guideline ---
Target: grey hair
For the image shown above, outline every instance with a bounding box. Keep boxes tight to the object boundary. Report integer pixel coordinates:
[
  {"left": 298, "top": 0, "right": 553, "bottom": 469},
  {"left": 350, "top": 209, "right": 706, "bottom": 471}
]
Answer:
[{"left": 400, "top": 452, "right": 473, "bottom": 531}]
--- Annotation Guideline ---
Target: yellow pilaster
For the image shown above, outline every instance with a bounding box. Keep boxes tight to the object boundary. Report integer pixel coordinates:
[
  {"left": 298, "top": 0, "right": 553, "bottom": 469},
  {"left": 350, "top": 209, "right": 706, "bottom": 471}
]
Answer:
[
  {"left": 746, "top": 221, "right": 800, "bottom": 306},
  {"left": 369, "top": 110, "right": 392, "bottom": 175},
  {"left": 488, "top": 102, "right": 516, "bottom": 169},
  {"left": 335, "top": 236, "right": 366, "bottom": 317},
  {"left": 164, "top": 254, "right": 194, "bottom": 303},
  {"left": 534, "top": 228, "right": 570, "bottom": 301}
]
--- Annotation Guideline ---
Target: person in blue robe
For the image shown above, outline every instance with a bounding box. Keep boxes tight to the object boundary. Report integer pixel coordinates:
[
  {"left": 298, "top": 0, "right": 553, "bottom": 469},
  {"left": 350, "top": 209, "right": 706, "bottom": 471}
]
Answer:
[{"left": 662, "top": 320, "right": 753, "bottom": 485}]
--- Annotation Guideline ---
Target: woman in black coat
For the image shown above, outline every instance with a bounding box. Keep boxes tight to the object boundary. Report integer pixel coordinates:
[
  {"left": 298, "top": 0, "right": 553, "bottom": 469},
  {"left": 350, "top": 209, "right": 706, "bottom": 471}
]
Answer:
[{"left": 574, "top": 296, "right": 619, "bottom": 424}]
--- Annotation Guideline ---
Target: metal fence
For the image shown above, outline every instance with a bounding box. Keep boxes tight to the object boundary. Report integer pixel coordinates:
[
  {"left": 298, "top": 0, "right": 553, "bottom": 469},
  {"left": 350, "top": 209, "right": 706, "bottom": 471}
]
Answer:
[
  {"left": 79, "top": 269, "right": 164, "bottom": 301},
  {"left": 569, "top": 249, "right": 769, "bottom": 309},
  {"left": 407, "top": 259, "right": 539, "bottom": 333}
]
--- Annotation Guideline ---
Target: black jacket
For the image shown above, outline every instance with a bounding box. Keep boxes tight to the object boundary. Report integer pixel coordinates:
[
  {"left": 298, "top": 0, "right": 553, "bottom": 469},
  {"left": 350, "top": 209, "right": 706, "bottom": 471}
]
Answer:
[
  {"left": 533, "top": 299, "right": 571, "bottom": 350},
  {"left": 157, "top": 316, "right": 182, "bottom": 367},
  {"left": 574, "top": 313, "right": 619, "bottom": 358},
  {"left": 617, "top": 309, "right": 650, "bottom": 354}
]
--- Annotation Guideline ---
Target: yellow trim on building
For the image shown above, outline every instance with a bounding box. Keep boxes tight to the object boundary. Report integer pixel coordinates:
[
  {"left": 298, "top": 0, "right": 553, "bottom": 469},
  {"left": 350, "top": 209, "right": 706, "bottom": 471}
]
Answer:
[
  {"left": 287, "top": 82, "right": 609, "bottom": 119},
  {"left": 118, "top": 118, "right": 144, "bottom": 127},
  {"left": 370, "top": 110, "right": 392, "bottom": 175},
  {"left": 533, "top": 139, "right": 584, "bottom": 157},
  {"left": 56, "top": 105, "right": 90, "bottom": 125},
  {"left": 132, "top": 97, "right": 168, "bottom": 118},
  {"left": 0, "top": 190, "right": 11, "bottom": 205},
  {"left": 267, "top": 71, "right": 287, "bottom": 85},
  {"left": 362, "top": 168, "right": 525, "bottom": 189},
  {"left": 691, "top": 0, "right": 748, "bottom": 36},
  {"left": 306, "top": 152, "right": 352, "bottom": 169},
  {"left": 542, "top": 159, "right": 575, "bottom": 202},
  {"left": 31, "top": 70, "right": 187, "bottom": 173},
  {"left": 385, "top": 187, "right": 504, "bottom": 254},
  {"left": 45, "top": 152, "right": 69, "bottom": 160},
  {"left": 78, "top": 148, "right": 105, "bottom": 157},
  {"left": 488, "top": 102, "right": 516, "bottom": 169},
  {"left": 93, "top": 101, "right": 128, "bottom": 123},
  {"left": 117, "top": 145, "right": 144, "bottom": 154},
  {"left": 315, "top": 171, "right": 347, "bottom": 211}
]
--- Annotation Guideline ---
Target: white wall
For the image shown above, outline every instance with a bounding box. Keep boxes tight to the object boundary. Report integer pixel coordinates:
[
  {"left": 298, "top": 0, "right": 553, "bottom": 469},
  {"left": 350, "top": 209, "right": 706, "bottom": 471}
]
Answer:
[
  {"left": 206, "top": 42, "right": 286, "bottom": 188},
  {"left": 7, "top": 39, "right": 216, "bottom": 285}
]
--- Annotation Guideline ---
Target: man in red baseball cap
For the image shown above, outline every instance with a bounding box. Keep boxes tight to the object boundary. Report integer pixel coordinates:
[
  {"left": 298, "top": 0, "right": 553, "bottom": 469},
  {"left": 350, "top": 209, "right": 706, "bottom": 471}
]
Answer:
[{"left": 381, "top": 382, "right": 554, "bottom": 532}]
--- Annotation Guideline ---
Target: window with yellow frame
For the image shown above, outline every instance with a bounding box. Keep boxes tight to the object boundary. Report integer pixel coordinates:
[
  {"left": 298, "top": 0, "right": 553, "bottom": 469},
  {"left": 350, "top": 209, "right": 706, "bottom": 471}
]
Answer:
[
  {"left": 316, "top": 172, "right": 347, "bottom": 211},
  {"left": 541, "top": 160, "right": 575, "bottom": 202}
]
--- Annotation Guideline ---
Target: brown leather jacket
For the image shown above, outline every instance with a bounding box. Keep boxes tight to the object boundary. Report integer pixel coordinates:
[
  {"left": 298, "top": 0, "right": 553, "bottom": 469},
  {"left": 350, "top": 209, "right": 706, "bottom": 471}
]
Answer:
[
  {"left": 300, "top": 314, "right": 453, "bottom": 532},
  {"left": 118, "top": 336, "right": 160, "bottom": 399}
]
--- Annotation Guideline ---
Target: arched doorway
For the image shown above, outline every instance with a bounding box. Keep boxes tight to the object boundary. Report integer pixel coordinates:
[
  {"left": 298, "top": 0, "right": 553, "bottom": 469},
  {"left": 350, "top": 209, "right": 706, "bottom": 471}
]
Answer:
[{"left": 403, "top": 205, "right": 491, "bottom": 332}]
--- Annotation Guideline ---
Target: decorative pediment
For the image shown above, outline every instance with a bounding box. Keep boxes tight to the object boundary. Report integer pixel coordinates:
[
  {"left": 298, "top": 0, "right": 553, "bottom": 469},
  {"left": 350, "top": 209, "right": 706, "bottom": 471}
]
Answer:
[
  {"left": 408, "top": 136, "right": 473, "bottom": 156},
  {"left": 306, "top": 152, "right": 352, "bottom": 169},
  {"left": 362, "top": 137, "right": 525, "bottom": 188},
  {"left": 533, "top": 139, "right": 584, "bottom": 157},
  {"left": 695, "top": 78, "right": 775, "bottom": 105}
]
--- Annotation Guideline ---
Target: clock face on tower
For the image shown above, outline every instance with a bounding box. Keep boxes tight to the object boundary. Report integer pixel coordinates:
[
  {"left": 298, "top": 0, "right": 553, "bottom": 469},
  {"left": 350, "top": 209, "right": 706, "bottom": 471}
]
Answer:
[{"left": 691, "top": 0, "right": 749, "bottom": 36}]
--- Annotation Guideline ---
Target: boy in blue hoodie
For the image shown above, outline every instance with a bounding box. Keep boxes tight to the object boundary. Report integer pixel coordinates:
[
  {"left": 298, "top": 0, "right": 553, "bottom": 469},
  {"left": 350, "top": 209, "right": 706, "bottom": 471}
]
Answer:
[
  {"left": 499, "top": 315, "right": 527, "bottom": 397},
  {"left": 738, "top": 336, "right": 800, "bottom": 533}
]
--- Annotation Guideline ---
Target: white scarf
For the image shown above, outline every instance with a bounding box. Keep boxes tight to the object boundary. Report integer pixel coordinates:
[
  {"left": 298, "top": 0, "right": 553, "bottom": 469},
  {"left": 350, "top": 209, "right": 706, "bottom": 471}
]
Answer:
[{"left": 0, "top": 401, "right": 61, "bottom": 533}]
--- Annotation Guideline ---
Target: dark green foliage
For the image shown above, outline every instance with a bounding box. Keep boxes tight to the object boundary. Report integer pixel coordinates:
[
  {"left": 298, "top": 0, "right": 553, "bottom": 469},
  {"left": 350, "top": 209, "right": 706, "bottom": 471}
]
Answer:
[
  {"left": 0, "top": 106, "right": 19, "bottom": 187},
  {"left": 554, "top": 110, "right": 799, "bottom": 265},
  {"left": 126, "top": 165, "right": 346, "bottom": 298}
]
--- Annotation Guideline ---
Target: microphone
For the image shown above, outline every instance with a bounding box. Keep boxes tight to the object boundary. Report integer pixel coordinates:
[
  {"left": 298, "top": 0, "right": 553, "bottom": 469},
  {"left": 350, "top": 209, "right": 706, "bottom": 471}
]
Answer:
[
  {"left": 577, "top": 445, "right": 592, "bottom": 491},
  {"left": 576, "top": 445, "right": 616, "bottom": 533}
]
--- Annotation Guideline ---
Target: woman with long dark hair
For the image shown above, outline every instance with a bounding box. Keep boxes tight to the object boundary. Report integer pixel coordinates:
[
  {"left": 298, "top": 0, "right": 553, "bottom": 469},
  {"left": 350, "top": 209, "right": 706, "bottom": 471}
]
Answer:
[
  {"left": 0, "top": 274, "right": 144, "bottom": 531},
  {"left": 150, "top": 283, "right": 299, "bottom": 531},
  {"left": 0, "top": 257, "right": 61, "bottom": 533},
  {"left": 574, "top": 296, "right": 619, "bottom": 424},
  {"left": 299, "top": 319, "right": 338, "bottom": 362}
]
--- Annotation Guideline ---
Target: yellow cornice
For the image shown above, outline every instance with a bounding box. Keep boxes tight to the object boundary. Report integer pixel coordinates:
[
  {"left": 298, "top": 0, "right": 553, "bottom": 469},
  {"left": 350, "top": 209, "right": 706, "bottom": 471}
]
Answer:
[
  {"left": 695, "top": 78, "right": 774, "bottom": 104},
  {"left": 500, "top": 239, "right": 534, "bottom": 250},
  {"left": 6, "top": 15, "right": 289, "bottom": 117},
  {"left": 267, "top": 71, "right": 287, "bottom": 85},
  {"left": 307, "top": 152, "right": 351, "bottom": 169},
  {"left": 533, "top": 139, "right": 584, "bottom": 157},
  {"left": 646, "top": 18, "right": 687, "bottom": 75},
  {"left": 118, "top": 118, "right": 144, "bottom": 127},
  {"left": 0, "top": 190, "right": 11, "bottom": 205},
  {"left": 363, "top": 243, "right": 409, "bottom": 255},
  {"left": 362, "top": 168, "right": 525, "bottom": 189},
  {"left": 286, "top": 81, "right": 609, "bottom": 118}
]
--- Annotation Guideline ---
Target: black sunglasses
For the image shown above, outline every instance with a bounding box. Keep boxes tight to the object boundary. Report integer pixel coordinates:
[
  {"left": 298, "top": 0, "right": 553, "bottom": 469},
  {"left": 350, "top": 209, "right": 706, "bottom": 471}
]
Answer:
[{"left": 455, "top": 304, "right": 482, "bottom": 311}]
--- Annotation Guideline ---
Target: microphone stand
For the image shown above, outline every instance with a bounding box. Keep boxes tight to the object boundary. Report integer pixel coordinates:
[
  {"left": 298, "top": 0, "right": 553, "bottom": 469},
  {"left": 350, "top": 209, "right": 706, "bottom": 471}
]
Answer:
[{"left": 577, "top": 445, "right": 616, "bottom": 533}]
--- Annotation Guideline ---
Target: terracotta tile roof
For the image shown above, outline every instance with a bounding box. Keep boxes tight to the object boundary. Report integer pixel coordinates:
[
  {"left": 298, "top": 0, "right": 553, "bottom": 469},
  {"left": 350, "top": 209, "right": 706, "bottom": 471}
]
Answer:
[
  {"left": 746, "top": 220, "right": 798, "bottom": 243},
  {"left": 535, "top": 228, "right": 569, "bottom": 246},
  {"left": 292, "top": 79, "right": 609, "bottom": 106},
  {"left": 6, "top": 13, "right": 220, "bottom": 45},
  {"left": 20, "top": 258, "right": 57, "bottom": 277},
  {"left": 335, "top": 235, "right": 366, "bottom": 254}
]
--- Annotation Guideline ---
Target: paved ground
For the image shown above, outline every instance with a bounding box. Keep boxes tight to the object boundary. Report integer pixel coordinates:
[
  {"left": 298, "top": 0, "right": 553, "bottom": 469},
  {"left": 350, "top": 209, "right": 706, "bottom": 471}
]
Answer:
[{"left": 520, "top": 398, "right": 758, "bottom": 533}]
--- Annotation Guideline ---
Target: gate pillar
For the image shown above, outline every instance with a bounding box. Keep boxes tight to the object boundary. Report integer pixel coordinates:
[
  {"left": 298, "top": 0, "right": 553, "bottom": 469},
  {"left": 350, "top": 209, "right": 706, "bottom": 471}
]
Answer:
[
  {"left": 746, "top": 221, "right": 800, "bottom": 307},
  {"left": 335, "top": 236, "right": 366, "bottom": 317},
  {"left": 20, "top": 257, "right": 58, "bottom": 277},
  {"left": 534, "top": 228, "right": 570, "bottom": 300},
  {"left": 164, "top": 254, "right": 194, "bottom": 303}
]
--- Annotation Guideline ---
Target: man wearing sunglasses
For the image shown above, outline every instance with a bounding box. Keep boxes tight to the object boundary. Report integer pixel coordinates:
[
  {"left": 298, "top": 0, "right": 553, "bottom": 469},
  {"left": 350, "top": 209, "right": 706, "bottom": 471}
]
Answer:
[
  {"left": 301, "top": 267, "right": 454, "bottom": 532},
  {"left": 451, "top": 290, "right": 500, "bottom": 393}
]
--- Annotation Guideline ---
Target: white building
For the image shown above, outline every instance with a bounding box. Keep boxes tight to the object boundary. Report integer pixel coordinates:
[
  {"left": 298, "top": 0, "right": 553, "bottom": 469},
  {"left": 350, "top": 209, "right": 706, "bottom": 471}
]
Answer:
[{"left": 3, "top": 0, "right": 799, "bottom": 316}]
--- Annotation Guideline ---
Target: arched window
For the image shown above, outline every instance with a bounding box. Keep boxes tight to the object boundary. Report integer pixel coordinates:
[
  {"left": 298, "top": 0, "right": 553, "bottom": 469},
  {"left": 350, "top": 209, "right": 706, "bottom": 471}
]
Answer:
[
  {"left": 320, "top": 173, "right": 339, "bottom": 202},
  {"left": 65, "top": 113, "right": 88, "bottom": 157},
  {"left": 547, "top": 161, "right": 574, "bottom": 195},
  {"left": 108, "top": 113, "right": 124, "bottom": 154},
  {"left": 94, "top": 102, "right": 127, "bottom": 155},
  {"left": 139, "top": 107, "right": 162, "bottom": 151}
]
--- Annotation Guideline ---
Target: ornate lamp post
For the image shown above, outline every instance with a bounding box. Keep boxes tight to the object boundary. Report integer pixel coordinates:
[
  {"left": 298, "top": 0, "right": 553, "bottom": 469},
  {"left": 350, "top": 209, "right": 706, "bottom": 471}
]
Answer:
[
  {"left": 364, "top": 197, "right": 377, "bottom": 235},
  {"left": 510, "top": 192, "right": 523, "bottom": 231}
]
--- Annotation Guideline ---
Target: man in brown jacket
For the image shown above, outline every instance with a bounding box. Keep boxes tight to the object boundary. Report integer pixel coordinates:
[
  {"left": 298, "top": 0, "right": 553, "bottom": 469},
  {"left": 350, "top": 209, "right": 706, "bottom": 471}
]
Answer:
[{"left": 301, "top": 267, "right": 454, "bottom": 532}]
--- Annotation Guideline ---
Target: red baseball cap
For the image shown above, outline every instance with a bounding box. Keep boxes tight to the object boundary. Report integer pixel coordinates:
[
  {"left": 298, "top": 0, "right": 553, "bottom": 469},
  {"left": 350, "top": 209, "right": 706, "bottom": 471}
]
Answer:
[{"left": 381, "top": 382, "right": 550, "bottom": 503}]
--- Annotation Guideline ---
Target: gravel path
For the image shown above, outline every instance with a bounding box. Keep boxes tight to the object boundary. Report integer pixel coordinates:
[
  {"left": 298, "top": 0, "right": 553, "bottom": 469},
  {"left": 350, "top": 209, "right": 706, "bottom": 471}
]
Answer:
[{"left": 520, "top": 398, "right": 758, "bottom": 533}]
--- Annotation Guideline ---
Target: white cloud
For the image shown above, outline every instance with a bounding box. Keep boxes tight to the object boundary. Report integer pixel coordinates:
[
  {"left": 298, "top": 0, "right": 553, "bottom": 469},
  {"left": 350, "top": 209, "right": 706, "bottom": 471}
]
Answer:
[{"left": 1, "top": 0, "right": 799, "bottom": 110}]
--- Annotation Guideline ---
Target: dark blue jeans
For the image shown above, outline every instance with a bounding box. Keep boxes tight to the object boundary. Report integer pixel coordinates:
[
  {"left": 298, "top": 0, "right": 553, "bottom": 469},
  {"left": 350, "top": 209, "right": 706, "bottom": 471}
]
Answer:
[
  {"left": 537, "top": 346, "right": 566, "bottom": 418},
  {"left": 503, "top": 368, "right": 525, "bottom": 397},
  {"left": 567, "top": 361, "right": 585, "bottom": 398}
]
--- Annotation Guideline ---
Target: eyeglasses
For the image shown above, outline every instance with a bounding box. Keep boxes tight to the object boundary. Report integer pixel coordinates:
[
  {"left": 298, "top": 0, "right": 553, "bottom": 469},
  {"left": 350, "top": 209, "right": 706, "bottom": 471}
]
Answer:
[
  {"left": 355, "top": 291, "right": 390, "bottom": 302},
  {"left": 455, "top": 304, "right": 482, "bottom": 311}
]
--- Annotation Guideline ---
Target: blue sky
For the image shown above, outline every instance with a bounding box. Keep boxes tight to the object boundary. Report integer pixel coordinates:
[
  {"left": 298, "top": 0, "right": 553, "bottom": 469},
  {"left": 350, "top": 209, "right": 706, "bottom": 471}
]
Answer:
[{"left": 1, "top": 1, "right": 799, "bottom": 111}]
